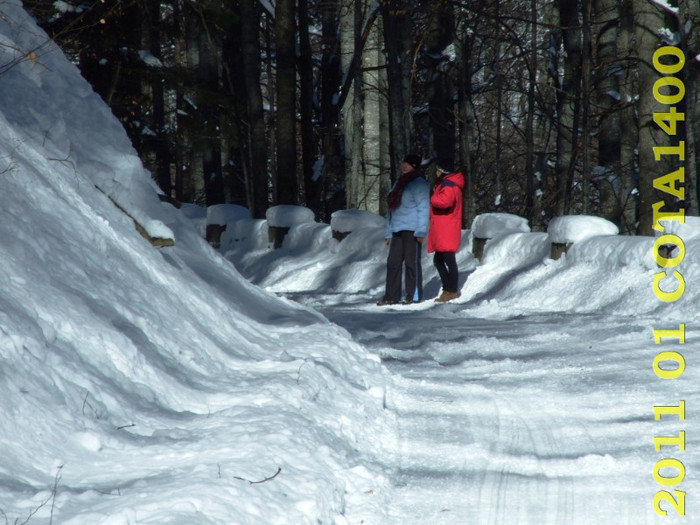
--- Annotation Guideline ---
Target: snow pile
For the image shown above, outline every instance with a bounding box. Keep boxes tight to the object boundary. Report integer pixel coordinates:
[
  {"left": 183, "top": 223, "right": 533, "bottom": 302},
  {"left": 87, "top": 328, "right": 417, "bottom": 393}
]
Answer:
[
  {"left": 0, "top": 3, "right": 393, "bottom": 524},
  {"left": 657, "top": 216, "right": 700, "bottom": 240},
  {"left": 0, "top": 1, "right": 171, "bottom": 243},
  {"left": 547, "top": 215, "right": 619, "bottom": 243},
  {"left": 266, "top": 204, "right": 315, "bottom": 227},
  {"left": 219, "top": 208, "right": 700, "bottom": 319},
  {"left": 207, "top": 203, "right": 250, "bottom": 225},
  {"left": 471, "top": 212, "right": 530, "bottom": 238},
  {"left": 2, "top": 2, "right": 700, "bottom": 523},
  {"left": 330, "top": 209, "right": 385, "bottom": 233}
]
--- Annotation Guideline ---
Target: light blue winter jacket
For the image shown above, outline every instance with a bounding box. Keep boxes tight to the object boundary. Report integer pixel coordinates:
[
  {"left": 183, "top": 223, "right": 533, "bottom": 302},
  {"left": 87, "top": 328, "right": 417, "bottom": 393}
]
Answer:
[{"left": 385, "top": 176, "right": 430, "bottom": 239}]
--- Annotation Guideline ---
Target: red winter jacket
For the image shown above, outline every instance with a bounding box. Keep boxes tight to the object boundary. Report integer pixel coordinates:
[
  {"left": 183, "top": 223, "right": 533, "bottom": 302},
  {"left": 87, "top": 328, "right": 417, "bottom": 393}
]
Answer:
[{"left": 427, "top": 171, "right": 465, "bottom": 253}]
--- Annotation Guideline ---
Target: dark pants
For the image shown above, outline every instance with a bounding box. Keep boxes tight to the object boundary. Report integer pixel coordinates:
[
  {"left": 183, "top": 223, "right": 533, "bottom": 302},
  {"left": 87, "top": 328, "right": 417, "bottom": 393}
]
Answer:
[
  {"left": 385, "top": 231, "right": 423, "bottom": 302},
  {"left": 433, "top": 251, "right": 458, "bottom": 292}
]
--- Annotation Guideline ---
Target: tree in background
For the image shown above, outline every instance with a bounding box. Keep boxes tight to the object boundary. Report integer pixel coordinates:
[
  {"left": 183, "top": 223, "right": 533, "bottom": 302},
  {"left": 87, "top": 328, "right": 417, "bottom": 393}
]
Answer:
[
  {"left": 679, "top": 0, "right": 700, "bottom": 214},
  {"left": 24, "top": 0, "right": 699, "bottom": 233}
]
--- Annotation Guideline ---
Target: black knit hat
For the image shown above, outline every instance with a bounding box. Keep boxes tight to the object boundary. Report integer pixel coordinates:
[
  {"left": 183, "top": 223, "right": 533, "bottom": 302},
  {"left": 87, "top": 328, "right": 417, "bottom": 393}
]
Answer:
[
  {"left": 436, "top": 158, "right": 454, "bottom": 174},
  {"left": 402, "top": 154, "right": 421, "bottom": 170}
]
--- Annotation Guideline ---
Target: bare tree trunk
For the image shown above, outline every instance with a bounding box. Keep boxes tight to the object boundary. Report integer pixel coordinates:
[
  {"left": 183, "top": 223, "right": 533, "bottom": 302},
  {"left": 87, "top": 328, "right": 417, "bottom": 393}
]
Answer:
[
  {"left": 593, "top": 0, "right": 622, "bottom": 223},
  {"left": 139, "top": 2, "right": 171, "bottom": 196},
  {"left": 426, "top": 2, "right": 456, "bottom": 171},
  {"left": 341, "top": 0, "right": 361, "bottom": 210},
  {"left": 298, "top": 0, "right": 315, "bottom": 209},
  {"left": 493, "top": 0, "right": 503, "bottom": 208},
  {"left": 635, "top": 0, "right": 670, "bottom": 234},
  {"left": 581, "top": 0, "right": 592, "bottom": 214},
  {"left": 176, "top": 2, "right": 204, "bottom": 204},
  {"left": 381, "top": 1, "right": 413, "bottom": 179},
  {"left": 525, "top": 0, "right": 539, "bottom": 226},
  {"left": 363, "top": 8, "right": 387, "bottom": 212},
  {"left": 618, "top": 0, "right": 638, "bottom": 233},
  {"left": 274, "top": 0, "right": 298, "bottom": 204},
  {"left": 318, "top": 0, "right": 344, "bottom": 220},
  {"left": 555, "top": 0, "right": 582, "bottom": 215},
  {"left": 456, "top": 13, "right": 476, "bottom": 229},
  {"left": 196, "top": 10, "right": 224, "bottom": 206},
  {"left": 340, "top": 0, "right": 386, "bottom": 213},
  {"left": 679, "top": 0, "right": 700, "bottom": 215},
  {"left": 239, "top": 0, "right": 268, "bottom": 218}
]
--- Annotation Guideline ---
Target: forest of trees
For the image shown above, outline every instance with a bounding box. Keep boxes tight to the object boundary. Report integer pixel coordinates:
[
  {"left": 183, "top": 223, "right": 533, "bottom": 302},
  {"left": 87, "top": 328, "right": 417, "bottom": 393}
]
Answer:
[{"left": 22, "top": 0, "right": 700, "bottom": 235}]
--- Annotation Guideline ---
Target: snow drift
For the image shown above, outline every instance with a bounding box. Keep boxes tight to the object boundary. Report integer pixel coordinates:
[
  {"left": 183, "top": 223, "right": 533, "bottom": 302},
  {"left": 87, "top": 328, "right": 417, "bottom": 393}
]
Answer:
[
  {"left": 2, "top": 2, "right": 699, "bottom": 524},
  {"left": 0, "top": 3, "right": 391, "bottom": 523}
]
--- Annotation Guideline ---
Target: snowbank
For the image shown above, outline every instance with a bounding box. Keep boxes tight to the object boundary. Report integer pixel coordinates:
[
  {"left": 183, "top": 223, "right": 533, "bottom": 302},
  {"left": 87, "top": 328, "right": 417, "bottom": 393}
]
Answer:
[
  {"left": 3, "top": 3, "right": 700, "bottom": 523},
  {"left": 657, "top": 216, "right": 700, "bottom": 240},
  {"left": 0, "top": 0, "right": 171, "bottom": 243},
  {"left": 221, "top": 208, "right": 700, "bottom": 320},
  {"left": 0, "top": 4, "right": 393, "bottom": 524}
]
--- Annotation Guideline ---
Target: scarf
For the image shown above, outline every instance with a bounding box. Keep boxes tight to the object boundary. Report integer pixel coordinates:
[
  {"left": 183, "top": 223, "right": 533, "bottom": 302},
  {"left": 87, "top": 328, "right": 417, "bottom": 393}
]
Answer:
[{"left": 387, "top": 169, "right": 422, "bottom": 211}]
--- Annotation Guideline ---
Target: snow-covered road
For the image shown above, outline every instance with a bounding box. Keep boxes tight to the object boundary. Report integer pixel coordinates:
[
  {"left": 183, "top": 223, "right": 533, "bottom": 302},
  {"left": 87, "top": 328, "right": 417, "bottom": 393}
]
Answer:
[{"left": 303, "top": 299, "right": 689, "bottom": 524}]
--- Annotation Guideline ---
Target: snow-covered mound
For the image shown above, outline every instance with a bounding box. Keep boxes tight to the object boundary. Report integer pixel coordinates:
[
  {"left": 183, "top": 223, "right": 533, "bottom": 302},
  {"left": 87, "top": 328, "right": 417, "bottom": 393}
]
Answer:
[
  {"left": 0, "top": 3, "right": 390, "bottom": 523},
  {"left": 471, "top": 212, "right": 530, "bottom": 238},
  {"left": 330, "top": 209, "right": 385, "bottom": 233},
  {"left": 547, "top": 215, "right": 619, "bottom": 243},
  {"left": 266, "top": 204, "right": 315, "bottom": 227},
  {"left": 219, "top": 207, "right": 699, "bottom": 320},
  {"left": 207, "top": 203, "right": 250, "bottom": 225},
  {"left": 658, "top": 216, "right": 700, "bottom": 240}
]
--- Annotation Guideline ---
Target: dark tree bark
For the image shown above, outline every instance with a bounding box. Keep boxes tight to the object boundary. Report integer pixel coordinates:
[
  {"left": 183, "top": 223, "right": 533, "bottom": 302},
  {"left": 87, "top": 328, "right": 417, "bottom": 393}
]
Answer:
[
  {"left": 635, "top": 0, "right": 672, "bottom": 235},
  {"left": 274, "top": 0, "right": 298, "bottom": 204},
  {"left": 426, "top": 2, "right": 456, "bottom": 169},
  {"left": 318, "top": 0, "right": 344, "bottom": 219},
  {"left": 238, "top": 0, "right": 269, "bottom": 218},
  {"left": 555, "top": 0, "right": 583, "bottom": 215},
  {"left": 140, "top": 2, "right": 171, "bottom": 196},
  {"left": 298, "top": 0, "right": 316, "bottom": 210},
  {"left": 525, "top": 0, "right": 539, "bottom": 226},
  {"left": 593, "top": 0, "right": 622, "bottom": 224},
  {"left": 193, "top": 4, "right": 224, "bottom": 206},
  {"left": 381, "top": 0, "right": 413, "bottom": 179},
  {"left": 679, "top": 0, "right": 700, "bottom": 215},
  {"left": 618, "top": 0, "right": 638, "bottom": 233},
  {"left": 455, "top": 11, "right": 476, "bottom": 228}
]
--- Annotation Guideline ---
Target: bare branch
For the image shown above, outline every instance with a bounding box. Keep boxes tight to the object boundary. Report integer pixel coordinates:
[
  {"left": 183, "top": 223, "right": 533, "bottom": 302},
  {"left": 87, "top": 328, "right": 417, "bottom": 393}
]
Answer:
[{"left": 233, "top": 466, "right": 282, "bottom": 485}]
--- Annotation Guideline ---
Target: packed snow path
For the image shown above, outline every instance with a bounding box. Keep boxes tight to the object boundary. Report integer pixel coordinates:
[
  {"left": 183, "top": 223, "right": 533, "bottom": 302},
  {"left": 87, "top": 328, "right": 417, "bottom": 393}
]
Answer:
[{"left": 294, "top": 296, "right": 691, "bottom": 525}]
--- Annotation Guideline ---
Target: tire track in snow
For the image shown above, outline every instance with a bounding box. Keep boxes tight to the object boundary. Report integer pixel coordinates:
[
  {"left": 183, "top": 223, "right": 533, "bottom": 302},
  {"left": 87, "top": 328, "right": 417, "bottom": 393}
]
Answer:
[{"left": 315, "top": 305, "right": 647, "bottom": 524}]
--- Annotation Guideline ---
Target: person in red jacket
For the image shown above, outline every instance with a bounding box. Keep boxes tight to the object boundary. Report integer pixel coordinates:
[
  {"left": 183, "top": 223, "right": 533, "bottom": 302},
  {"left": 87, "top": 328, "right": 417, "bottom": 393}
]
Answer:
[{"left": 427, "top": 159, "right": 465, "bottom": 302}]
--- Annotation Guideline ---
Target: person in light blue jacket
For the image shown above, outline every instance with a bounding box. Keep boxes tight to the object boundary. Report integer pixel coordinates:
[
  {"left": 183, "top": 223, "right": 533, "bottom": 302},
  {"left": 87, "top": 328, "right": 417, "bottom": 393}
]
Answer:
[{"left": 377, "top": 154, "right": 430, "bottom": 305}]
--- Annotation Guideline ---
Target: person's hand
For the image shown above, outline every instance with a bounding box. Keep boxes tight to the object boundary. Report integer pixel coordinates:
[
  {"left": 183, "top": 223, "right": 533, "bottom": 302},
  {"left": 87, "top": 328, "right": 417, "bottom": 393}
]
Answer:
[
  {"left": 416, "top": 237, "right": 425, "bottom": 243},
  {"left": 385, "top": 238, "right": 390, "bottom": 245}
]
